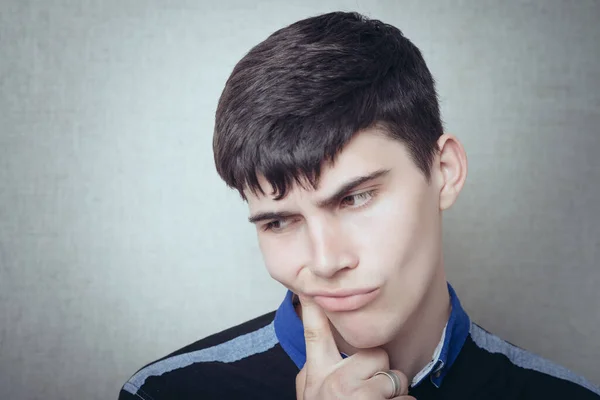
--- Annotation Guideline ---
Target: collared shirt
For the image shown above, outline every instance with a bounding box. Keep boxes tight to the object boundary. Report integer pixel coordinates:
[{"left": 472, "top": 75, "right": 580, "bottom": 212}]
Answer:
[{"left": 119, "top": 284, "right": 600, "bottom": 399}]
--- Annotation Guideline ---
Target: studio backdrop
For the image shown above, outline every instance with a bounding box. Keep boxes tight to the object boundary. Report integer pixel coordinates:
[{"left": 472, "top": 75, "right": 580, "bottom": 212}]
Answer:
[{"left": 0, "top": 1, "right": 598, "bottom": 399}]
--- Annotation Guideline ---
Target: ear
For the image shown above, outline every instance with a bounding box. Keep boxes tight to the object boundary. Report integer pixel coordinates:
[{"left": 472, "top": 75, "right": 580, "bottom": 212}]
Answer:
[{"left": 435, "top": 134, "right": 468, "bottom": 211}]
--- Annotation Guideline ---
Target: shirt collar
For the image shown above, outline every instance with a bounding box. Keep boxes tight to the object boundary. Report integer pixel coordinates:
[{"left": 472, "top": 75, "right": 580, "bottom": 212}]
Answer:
[{"left": 273, "top": 282, "right": 470, "bottom": 388}]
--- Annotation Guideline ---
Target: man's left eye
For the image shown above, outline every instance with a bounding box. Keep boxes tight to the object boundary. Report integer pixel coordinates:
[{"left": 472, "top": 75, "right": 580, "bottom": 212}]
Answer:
[{"left": 341, "top": 191, "right": 374, "bottom": 208}]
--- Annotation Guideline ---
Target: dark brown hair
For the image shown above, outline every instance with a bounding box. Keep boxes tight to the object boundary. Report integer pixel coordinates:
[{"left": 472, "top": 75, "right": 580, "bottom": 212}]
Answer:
[{"left": 214, "top": 11, "right": 443, "bottom": 200}]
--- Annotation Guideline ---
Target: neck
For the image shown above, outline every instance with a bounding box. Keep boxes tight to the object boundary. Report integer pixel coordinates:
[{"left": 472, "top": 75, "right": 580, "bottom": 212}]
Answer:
[{"left": 383, "top": 274, "right": 451, "bottom": 383}]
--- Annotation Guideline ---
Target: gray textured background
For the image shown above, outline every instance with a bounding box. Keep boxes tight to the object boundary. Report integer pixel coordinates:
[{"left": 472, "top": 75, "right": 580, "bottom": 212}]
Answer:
[{"left": 0, "top": 1, "right": 598, "bottom": 399}]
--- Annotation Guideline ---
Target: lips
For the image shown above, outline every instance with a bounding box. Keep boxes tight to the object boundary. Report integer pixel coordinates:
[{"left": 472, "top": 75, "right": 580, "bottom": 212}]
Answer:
[{"left": 311, "top": 288, "right": 380, "bottom": 312}]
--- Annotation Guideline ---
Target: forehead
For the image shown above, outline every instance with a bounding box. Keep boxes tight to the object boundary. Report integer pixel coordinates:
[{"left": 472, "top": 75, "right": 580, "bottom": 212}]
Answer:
[{"left": 245, "top": 128, "right": 414, "bottom": 206}]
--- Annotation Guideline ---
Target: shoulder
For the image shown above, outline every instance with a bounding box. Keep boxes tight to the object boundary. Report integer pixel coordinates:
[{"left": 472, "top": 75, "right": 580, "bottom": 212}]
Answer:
[
  {"left": 464, "top": 322, "right": 600, "bottom": 398},
  {"left": 118, "top": 311, "right": 298, "bottom": 400}
]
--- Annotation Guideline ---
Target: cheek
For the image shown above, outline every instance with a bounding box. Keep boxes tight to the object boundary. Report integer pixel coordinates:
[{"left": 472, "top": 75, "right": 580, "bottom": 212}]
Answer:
[
  {"left": 258, "top": 235, "right": 303, "bottom": 286},
  {"left": 344, "top": 190, "right": 435, "bottom": 277},
  {"left": 351, "top": 196, "right": 418, "bottom": 257}
]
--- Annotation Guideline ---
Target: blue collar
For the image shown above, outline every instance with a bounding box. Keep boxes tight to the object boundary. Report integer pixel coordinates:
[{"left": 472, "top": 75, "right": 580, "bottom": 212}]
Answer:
[{"left": 273, "top": 282, "right": 470, "bottom": 388}]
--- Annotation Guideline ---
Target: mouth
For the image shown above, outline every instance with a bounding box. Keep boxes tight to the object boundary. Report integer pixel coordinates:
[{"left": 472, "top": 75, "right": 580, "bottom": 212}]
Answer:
[{"left": 312, "top": 288, "right": 380, "bottom": 312}]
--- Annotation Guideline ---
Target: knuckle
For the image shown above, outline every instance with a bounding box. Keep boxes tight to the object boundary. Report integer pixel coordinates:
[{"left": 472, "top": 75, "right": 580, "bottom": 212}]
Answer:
[
  {"left": 368, "top": 347, "right": 389, "bottom": 364},
  {"left": 304, "top": 371, "right": 319, "bottom": 389},
  {"left": 303, "top": 328, "right": 323, "bottom": 342},
  {"left": 355, "top": 347, "right": 389, "bottom": 367}
]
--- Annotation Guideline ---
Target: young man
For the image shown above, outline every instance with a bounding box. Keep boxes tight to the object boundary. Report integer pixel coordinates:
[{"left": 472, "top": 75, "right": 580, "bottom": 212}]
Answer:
[{"left": 119, "top": 11, "right": 600, "bottom": 399}]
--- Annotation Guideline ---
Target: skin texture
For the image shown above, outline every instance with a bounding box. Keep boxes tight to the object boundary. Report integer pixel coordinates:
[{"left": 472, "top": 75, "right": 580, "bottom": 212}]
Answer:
[{"left": 245, "top": 127, "right": 468, "bottom": 395}]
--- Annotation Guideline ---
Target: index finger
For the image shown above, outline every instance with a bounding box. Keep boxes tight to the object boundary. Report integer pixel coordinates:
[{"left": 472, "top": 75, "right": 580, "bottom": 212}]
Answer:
[{"left": 299, "top": 295, "right": 343, "bottom": 371}]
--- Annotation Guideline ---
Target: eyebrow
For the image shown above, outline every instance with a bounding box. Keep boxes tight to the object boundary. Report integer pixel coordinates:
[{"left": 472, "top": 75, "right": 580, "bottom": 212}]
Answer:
[{"left": 247, "top": 168, "right": 390, "bottom": 224}]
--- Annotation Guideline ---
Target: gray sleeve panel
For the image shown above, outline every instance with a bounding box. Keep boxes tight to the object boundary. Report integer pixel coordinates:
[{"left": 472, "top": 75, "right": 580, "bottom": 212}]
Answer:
[
  {"left": 470, "top": 322, "right": 600, "bottom": 395},
  {"left": 122, "top": 321, "right": 278, "bottom": 395}
]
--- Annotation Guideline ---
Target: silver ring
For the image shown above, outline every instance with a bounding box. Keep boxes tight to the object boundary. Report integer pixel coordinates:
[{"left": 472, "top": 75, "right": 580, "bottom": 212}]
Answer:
[{"left": 373, "top": 370, "right": 401, "bottom": 398}]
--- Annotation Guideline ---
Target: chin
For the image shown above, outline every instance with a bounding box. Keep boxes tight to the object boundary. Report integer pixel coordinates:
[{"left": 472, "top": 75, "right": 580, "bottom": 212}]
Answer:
[
  {"left": 332, "top": 311, "right": 400, "bottom": 349},
  {"left": 343, "top": 331, "right": 391, "bottom": 349}
]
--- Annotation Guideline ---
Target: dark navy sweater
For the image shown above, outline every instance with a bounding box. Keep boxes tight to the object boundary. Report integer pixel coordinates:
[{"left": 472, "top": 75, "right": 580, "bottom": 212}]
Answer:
[{"left": 119, "top": 285, "right": 600, "bottom": 399}]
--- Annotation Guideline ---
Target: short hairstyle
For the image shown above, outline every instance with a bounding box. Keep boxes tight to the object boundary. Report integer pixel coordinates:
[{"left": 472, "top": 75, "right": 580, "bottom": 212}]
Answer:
[{"left": 213, "top": 11, "right": 443, "bottom": 200}]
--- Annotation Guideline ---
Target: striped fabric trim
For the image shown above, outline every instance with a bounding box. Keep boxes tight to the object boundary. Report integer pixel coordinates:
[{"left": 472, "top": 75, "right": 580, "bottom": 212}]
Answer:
[
  {"left": 470, "top": 322, "right": 600, "bottom": 395},
  {"left": 123, "top": 321, "right": 279, "bottom": 395}
]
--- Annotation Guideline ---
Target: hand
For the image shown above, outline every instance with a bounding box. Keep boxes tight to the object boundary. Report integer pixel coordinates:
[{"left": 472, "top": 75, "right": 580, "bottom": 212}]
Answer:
[{"left": 295, "top": 296, "right": 415, "bottom": 399}]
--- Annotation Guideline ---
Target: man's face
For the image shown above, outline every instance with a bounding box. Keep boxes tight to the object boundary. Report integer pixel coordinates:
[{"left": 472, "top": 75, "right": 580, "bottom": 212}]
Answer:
[{"left": 246, "top": 128, "right": 446, "bottom": 349}]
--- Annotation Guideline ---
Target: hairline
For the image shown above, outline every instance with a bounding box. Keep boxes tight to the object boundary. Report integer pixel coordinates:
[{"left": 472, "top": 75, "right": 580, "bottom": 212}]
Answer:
[{"left": 242, "top": 125, "right": 439, "bottom": 202}]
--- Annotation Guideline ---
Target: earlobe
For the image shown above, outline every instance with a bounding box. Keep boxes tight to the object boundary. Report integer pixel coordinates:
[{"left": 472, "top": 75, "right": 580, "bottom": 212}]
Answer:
[{"left": 436, "top": 134, "right": 468, "bottom": 211}]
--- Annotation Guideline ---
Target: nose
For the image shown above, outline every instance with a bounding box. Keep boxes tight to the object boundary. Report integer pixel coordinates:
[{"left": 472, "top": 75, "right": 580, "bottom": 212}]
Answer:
[{"left": 308, "top": 218, "right": 358, "bottom": 278}]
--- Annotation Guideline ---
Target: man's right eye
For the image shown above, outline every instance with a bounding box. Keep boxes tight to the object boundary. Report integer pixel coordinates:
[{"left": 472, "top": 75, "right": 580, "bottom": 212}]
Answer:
[{"left": 263, "top": 219, "right": 291, "bottom": 232}]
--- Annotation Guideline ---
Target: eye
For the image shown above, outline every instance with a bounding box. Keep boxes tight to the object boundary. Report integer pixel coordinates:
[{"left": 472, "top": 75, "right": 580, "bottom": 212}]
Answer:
[
  {"left": 340, "top": 190, "right": 376, "bottom": 208},
  {"left": 263, "top": 218, "right": 293, "bottom": 233}
]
